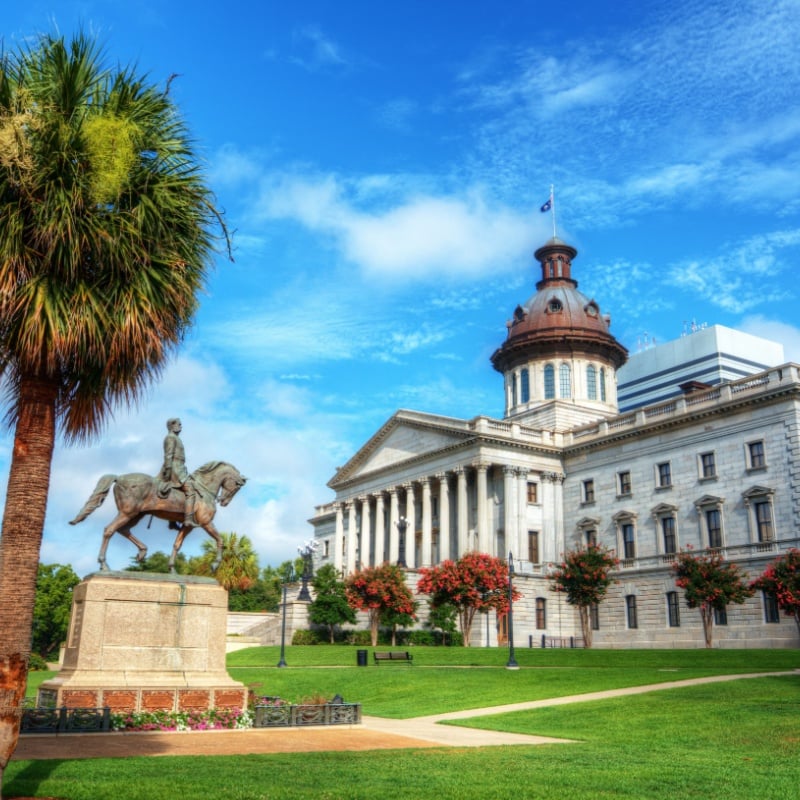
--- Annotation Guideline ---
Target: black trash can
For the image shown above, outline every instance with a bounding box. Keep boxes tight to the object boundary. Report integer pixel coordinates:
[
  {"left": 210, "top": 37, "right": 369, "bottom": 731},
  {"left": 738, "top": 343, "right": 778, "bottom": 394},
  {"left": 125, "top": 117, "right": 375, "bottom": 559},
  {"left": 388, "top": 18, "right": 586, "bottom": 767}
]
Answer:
[{"left": 356, "top": 649, "right": 368, "bottom": 667}]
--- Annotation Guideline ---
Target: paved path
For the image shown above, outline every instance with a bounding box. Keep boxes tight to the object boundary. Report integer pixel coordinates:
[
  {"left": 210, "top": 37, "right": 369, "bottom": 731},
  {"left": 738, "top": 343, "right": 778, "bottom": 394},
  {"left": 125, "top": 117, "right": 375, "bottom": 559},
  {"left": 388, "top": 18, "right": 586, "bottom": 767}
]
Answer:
[{"left": 13, "top": 671, "right": 795, "bottom": 761}]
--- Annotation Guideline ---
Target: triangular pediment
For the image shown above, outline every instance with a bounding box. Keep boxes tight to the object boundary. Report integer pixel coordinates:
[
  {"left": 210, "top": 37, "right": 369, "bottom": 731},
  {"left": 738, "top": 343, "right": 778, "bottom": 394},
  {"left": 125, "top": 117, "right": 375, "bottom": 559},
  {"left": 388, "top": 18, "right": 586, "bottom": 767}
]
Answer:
[
  {"left": 329, "top": 410, "right": 474, "bottom": 488},
  {"left": 742, "top": 484, "right": 774, "bottom": 499}
]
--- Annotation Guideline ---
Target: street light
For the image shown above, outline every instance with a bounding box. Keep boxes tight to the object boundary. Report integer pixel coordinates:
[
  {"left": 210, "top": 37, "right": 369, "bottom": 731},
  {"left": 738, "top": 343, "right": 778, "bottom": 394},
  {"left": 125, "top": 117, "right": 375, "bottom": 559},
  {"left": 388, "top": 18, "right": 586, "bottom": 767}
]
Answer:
[
  {"left": 277, "top": 566, "right": 295, "bottom": 668},
  {"left": 395, "top": 516, "right": 408, "bottom": 568},
  {"left": 506, "top": 551, "right": 519, "bottom": 670},
  {"left": 297, "top": 539, "right": 317, "bottom": 602}
]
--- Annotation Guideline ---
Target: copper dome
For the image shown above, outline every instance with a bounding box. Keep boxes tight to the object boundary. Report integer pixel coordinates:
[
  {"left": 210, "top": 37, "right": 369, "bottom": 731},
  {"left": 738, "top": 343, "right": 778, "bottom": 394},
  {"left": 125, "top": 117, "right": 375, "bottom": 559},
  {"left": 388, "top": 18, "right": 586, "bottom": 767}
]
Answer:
[{"left": 491, "top": 237, "right": 628, "bottom": 373}]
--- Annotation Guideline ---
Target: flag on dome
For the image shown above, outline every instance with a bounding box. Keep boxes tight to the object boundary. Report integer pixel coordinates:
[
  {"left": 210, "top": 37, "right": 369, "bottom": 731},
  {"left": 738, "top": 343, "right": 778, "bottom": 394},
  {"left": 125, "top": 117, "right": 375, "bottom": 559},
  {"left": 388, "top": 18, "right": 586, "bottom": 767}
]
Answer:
[{"left": 540, "top": 198, "right": 552, "bottom": 213}]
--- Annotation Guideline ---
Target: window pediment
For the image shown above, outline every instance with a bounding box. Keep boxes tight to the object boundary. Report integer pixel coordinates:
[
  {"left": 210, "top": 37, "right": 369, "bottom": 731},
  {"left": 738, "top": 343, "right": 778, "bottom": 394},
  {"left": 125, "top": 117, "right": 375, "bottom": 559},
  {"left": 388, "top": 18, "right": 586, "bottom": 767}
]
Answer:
[
  {"left": 576, "top": 516, "right": 600, "bottom": 529},
  {"left": 694, "top": 494, "right": 723, "bottom": 510},
  {"left": 613, "top": 510, "right": 637, "bottom": 523},
  {"left": 651, "top": 503, "right": 677, "bottom": 517},
  {"left": 742, "top": 485, "right": 774, "bottom": 499}
]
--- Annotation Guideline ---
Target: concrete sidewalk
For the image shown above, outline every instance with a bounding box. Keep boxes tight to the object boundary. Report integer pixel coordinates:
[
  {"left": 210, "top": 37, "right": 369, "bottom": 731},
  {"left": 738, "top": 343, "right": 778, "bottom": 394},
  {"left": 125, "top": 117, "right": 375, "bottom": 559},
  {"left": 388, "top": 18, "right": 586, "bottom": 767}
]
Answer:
[{"left": 13, "top": 671, "right": 795, "bottom": 760}]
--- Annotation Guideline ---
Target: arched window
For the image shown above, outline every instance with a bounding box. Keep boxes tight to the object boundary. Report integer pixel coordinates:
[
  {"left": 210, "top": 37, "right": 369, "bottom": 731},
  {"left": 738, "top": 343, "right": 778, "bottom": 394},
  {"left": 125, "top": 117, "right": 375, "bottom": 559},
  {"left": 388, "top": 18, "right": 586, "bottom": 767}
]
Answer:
[
  {"left": 599, "top": 367, "right": 607, "bottom": 402},
  {"left": 587, "top": 364, "right": 597, "bottom": 400},
  {"left": 559, "top": 363, "right": 571, "bottom": 398},
  {"left": 520, "top": 368, "right": 530, "bottom": 403},
  {"left": 511, "top": 373, "right": 517, "bottom": 407},
  {"left": 544, "top": 364, "right": 555, "bottom": 399}
]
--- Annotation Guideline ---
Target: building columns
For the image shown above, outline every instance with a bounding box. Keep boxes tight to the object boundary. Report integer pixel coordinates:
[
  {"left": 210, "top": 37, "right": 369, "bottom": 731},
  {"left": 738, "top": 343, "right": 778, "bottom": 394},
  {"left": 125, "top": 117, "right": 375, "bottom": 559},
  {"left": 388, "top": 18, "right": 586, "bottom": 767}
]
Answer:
[
  {"left": 374, "top": 493, "right": 386, "bottom": 565},
  {"left": 438, "top": 473, "right": 451, "bottom": 562},
  {"left": 455, "top": 467, "right": 469, "bottom": 557},
  {"left": 475, "top": 463, "right": 489, "bottom": 554},
  {"left": 421, "top": 478, "right": 432, "bottom": 567},
  {"left": 404, "top": 483, "right": 416, "bottom": 569}
]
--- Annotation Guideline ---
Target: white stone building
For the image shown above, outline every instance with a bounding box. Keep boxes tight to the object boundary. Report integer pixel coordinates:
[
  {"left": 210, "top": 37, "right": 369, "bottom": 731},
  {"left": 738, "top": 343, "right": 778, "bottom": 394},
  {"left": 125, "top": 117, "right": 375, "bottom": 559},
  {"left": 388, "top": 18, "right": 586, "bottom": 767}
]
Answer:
[{"left": 310, "top": 237, "right": 800, "bottom": 648}]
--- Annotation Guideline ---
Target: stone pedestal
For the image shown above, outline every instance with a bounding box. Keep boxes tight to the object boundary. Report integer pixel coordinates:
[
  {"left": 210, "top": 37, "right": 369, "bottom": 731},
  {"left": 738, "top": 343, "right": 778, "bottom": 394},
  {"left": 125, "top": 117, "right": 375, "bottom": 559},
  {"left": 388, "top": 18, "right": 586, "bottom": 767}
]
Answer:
[{"left": 38, "top": 572, "right": 247, "bottom": 713}]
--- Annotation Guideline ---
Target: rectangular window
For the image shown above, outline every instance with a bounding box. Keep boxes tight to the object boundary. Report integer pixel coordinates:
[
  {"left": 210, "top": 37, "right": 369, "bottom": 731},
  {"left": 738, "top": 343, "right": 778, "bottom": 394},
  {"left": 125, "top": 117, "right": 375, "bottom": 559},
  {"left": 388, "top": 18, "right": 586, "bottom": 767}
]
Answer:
[
  {"left": 657, "top": 462, "right": 672, "bottom": 488},
  {"left": 590, "top": 603, "right": 599, "bottom": 631},
  {"left": 535, "top": 598, "right": 546, "bottom": 629},
  {"left": 714, "top": 606, "right": 727, "bottom": 626},
  {"left": 618, "top": 471, "right": 632, "bottom": 496},
  {"left": 582, "top": 479, "right": 595, "bottom": 503},
  {"left": 622, "top": 523, "right": 636, "bottom": 559},
  {"left": 528, "top": 530, "right": 540, "bottom": 564},
  {"left": 700, "top": 452, "right": 716, "bottom": 479},
  {"left": 667, "top": 591, "right": 681, "bottom": 627},
  {"left": 585, "top": 529, "right": 597, "bottom": 547},
  {"left": 527, "top": 482, "right": 538, "bottom": 504},
  {"left": 626, "top": 595, "right": 638, "bottom": 629},
  {"left": 763, "top": 591, "right": 780, "bottom": 623},
  {"left": 748, "top": 440, "right": 766, "bottom": 469},
  {"left": 662, "top": 516, "right": 676, "bottom": 554},
  {"left": 706, "top": 509, "right": 722, "bottom": 549},
  {"left": 755, "top": 501, "right": 774, "bottom": 542},
  {"left": 323, "top": 540, "right": 330, "bottom": 558}
]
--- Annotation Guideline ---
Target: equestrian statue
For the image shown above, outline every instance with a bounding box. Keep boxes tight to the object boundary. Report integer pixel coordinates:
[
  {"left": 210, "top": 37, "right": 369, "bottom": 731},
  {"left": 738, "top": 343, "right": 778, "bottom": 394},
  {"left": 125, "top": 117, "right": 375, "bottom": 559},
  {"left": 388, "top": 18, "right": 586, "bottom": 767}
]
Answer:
[{"left": 69, "top": 418, "right": 247, "bottom": 572}]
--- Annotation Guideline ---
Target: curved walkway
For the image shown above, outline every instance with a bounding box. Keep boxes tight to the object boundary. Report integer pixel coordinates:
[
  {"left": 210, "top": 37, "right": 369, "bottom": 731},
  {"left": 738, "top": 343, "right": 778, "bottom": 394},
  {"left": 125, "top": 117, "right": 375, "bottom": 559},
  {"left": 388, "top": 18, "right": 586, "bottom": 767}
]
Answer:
[{"left": 13, "top": 671, "right": 794, "bottom": 761}]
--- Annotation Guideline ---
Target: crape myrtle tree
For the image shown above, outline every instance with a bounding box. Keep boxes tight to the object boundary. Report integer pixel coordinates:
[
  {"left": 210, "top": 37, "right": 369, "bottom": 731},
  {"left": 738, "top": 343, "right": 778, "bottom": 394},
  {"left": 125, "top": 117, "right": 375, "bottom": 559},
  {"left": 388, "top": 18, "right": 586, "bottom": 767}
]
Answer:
[
  {"left": 751, "top": 548, "right": 800, "bottom": 635},
  {"left": 417, "top": 552, "right": 520, "bottom": 647},
  {"left": 549, "top": 544, "right": 618, "bottom": 648},
  {"left": 0, "top": 31, "right": 228, "bottom": 791},
  {"left": 345, "top": 563, "right": 416, "bottom": 647},
  {"left": 309, "top": 563, "right": 356, "bottom": 643},
  {"left": 671, "top": 547, "right": 754, "bottom": 648}
]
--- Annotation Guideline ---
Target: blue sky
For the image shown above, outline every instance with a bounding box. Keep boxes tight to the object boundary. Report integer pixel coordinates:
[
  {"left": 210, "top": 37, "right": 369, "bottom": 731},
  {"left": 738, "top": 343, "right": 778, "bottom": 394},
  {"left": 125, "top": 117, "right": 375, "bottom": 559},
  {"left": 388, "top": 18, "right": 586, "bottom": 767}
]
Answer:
[{"left": 3, "top": 0, "right": 800, "bottom": 575}]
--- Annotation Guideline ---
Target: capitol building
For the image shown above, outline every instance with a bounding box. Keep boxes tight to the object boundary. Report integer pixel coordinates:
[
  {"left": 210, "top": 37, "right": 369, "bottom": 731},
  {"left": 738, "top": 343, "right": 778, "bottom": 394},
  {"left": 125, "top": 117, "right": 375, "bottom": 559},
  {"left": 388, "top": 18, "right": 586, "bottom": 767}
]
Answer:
[{"left": 310, "top": 236, "right": 799, "bottom": 648}]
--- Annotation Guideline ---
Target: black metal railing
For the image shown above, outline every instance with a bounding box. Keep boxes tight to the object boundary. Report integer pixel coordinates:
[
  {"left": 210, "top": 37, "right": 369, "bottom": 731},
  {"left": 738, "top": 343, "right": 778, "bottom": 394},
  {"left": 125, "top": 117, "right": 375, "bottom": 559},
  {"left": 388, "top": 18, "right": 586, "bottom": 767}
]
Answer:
[{"left": 21, "top": 706, "right": 111, "bottom": 734}]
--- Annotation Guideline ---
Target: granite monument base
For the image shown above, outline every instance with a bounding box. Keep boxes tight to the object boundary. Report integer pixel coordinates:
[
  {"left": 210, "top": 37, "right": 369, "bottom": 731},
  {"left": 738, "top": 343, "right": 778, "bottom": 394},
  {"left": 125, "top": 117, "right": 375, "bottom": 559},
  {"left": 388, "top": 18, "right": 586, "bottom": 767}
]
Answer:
[{"left": 37, "top": 572, "right": 247, "bottom": 714}]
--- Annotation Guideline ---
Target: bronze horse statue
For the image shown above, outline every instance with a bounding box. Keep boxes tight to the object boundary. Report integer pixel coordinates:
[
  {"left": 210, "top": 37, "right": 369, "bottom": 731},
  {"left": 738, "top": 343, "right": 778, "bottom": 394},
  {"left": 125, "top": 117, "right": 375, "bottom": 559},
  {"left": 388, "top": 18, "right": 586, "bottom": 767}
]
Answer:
[{"left": 69, "top": 461, "right": 247, "bottom": 572}]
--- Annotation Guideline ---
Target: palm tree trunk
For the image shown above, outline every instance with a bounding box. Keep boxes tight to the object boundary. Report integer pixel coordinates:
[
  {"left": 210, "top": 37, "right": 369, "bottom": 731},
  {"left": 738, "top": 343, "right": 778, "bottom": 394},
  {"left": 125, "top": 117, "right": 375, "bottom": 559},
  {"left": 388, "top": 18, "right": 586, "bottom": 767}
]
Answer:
[{"left": 0, "top": 375, "right": 58, "bottom": 795}]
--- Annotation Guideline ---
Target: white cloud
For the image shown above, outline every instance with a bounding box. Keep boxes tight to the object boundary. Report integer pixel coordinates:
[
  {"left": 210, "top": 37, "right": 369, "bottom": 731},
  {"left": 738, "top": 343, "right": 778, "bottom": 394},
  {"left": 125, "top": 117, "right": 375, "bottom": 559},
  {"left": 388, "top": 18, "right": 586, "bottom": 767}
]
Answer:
[
  {"left": 738, "top": 316, "right": 800, "bottom": 363},
  {"left": 258, "top": 172, "right": 535, "bottom": 280}
]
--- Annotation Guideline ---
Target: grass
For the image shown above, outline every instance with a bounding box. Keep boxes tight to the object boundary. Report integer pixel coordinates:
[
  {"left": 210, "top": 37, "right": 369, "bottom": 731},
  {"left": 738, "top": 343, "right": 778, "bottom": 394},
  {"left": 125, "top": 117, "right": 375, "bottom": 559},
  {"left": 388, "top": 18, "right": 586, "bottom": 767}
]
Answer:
[{"left": 10, "top": 647, "right": 800, "bottom": 799}]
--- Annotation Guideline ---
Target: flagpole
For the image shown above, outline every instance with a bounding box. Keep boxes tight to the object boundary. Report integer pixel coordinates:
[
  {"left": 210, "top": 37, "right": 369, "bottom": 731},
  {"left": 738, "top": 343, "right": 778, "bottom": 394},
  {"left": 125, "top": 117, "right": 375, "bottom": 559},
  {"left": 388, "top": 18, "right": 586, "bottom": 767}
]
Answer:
[{"left": 550, "top": 184, "right": 557, "bottom": 238}]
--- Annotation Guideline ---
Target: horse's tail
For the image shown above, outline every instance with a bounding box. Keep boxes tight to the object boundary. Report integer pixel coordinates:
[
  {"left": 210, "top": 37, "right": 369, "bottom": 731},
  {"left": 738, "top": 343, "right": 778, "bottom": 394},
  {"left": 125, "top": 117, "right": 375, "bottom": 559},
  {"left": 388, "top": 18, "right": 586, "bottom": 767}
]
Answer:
[{"left": 69, "top": 475, "right": 117, "bottom": 525}]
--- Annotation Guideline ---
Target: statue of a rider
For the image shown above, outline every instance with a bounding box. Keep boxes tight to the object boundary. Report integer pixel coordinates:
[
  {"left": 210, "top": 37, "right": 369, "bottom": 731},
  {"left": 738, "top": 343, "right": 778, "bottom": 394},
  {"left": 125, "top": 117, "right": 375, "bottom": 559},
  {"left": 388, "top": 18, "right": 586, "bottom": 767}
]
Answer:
[{"left": 158, "top": 418, "right": 197, "bottom": 528}]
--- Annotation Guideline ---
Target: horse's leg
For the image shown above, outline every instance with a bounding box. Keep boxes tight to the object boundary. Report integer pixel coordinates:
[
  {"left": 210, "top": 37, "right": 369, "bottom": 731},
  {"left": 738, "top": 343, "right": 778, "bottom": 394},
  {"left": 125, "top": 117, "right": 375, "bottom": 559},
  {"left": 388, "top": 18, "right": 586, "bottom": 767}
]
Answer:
[
  {"left": 169, "top": 525, "right": 193, "bottom": 573},
  {"left": 200, "top": 521, "right": 223, "bottom": 572},
  {"left": 116, "top": 515, "right": 148, "bottom": 563},
  {"left": 97, "top": 512, "right": 135, "bottom": 571}
]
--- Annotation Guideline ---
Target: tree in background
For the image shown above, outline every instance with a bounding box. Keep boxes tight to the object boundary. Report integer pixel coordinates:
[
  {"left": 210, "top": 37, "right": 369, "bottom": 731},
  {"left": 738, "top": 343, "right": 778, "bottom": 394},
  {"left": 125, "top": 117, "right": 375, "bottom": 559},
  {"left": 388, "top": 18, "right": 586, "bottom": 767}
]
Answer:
[
  {"left": 425, "top": 600, "right": 458, "bottom": 645},
  {"left": 189, "top": 532, "right": 259, "bottom": 591},
  {"left": 751, "top": 549, "right": 800, "bottom": 635},
  {"left": 0, "top": 31, "right": 227, "bottom": 784},
  {"left": 672, "top": 547, "right": 754, "bottom": 648},
  {"left": 126, "top": 551, "right": 188, "bottom": 574},
  {"left": 32, "top": 564, "right": 80, "bottom": 660},
  {"left": 345, "top": 564, "right": 416, "bottom": 647},
  {"left": 417, "top": 552, "right": 519, "bottom": 647},
  {"left": 309, "top": 564, "right": 356, "bottom": 643},
  {"left": 549, "top": 544, "right": 618, "bottom": 648}
]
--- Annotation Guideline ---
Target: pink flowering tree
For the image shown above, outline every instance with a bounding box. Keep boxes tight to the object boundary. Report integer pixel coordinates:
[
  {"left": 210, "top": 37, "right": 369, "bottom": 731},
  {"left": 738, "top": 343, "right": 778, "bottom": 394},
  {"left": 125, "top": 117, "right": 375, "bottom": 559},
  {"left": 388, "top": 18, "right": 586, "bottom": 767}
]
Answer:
[
  {"left": 417, "top": 552, "right": 520, "bottom": 647},
  {"left": 345, "top": 563, "right": 416, "bottom": 646},
  {"left": 751, "top": 549, "right": 800, "bottom": 635},
  {"left": 672, "top": 547, "right": 754, "bottom": 648},
  {"left": 549, "top": 544, "right": 618, "bottom": 648}
]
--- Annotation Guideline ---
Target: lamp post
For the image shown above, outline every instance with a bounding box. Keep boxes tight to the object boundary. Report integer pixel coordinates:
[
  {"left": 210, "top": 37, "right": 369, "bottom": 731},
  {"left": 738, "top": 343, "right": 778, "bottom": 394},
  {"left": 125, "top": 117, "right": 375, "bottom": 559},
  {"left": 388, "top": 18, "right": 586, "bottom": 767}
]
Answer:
[
  {"left": 506, "top": 551, "right": 519, "bottom": 670},
  {"left": 396, "top": 516, "right": 408, "bottom": 568},
  {"left": 277, "top": 566, "right": 294, "bottom": 668},
  {"left": 297, "top": 539, "right": 317, "bottom": 602}
]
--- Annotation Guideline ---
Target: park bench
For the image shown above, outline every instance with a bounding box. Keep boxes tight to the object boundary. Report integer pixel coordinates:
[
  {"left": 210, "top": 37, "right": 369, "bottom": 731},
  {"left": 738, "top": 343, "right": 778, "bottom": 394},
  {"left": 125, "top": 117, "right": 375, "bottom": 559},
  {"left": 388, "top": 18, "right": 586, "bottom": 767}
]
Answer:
[{"left": 373, "top": 651, "right": 413, "bottom": 665}]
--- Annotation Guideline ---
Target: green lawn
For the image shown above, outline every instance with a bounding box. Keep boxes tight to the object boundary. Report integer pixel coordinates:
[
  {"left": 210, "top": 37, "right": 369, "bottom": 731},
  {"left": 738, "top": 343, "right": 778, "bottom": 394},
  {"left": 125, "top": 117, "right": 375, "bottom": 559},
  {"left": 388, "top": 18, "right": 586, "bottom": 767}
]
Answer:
[{"left": 10, "top": 647, "right": 799, "bottom": 800}]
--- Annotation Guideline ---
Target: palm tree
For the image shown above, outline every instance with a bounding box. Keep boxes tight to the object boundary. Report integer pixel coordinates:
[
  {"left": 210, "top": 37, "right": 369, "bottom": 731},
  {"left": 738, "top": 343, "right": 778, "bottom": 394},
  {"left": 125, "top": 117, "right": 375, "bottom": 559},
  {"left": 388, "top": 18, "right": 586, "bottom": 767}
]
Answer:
[
  {"left": 189, "top": 532, "right": 260, "bottom": 591},
  {"left": 0, "top": 32, "right": 227, "bottom": 791}
]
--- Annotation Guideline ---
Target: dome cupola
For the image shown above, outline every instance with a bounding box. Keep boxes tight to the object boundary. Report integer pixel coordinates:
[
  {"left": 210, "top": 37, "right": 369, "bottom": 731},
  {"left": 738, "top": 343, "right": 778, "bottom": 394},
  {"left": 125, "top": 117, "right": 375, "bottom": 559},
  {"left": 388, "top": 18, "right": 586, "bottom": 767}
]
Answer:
[{"left": 491, "top": 237, "right": 628, "bottom": 429}]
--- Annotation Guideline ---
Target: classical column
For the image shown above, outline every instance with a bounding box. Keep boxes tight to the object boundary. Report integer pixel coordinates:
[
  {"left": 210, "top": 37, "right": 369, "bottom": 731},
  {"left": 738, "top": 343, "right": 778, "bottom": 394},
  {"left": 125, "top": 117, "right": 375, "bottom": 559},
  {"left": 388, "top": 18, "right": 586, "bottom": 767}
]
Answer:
[
  {"left": 438, "top": 472, "right": 450, "bottom": 563},
  {"left": 420, "top": 478, "right": 432, "bottom": 567},
  {"left": 374, "top": 492, "right": 386, "bottom": 565},
  {"left": 334, "top": 502, "right": 344, "bottom": 573},
  {"left": 475, "top": 462, "right": 489, "bottom": 554},
  {"left": 516, "top": 468, "right": 529, "bottom": 560},
  {"left": 388, "top": 488, "right": 400, "bottom": 564},
  {"left": 455, "top": 466, "right": 469, "bottom": 557},
  {"left": 360, "top": 496, "right": 371, "bottom": 568},
  {"left": 541, "top": 471, "right": 565, "bottom": 564},
  {"left": 346, "top": 501, "right": 358, "bottom": 574},
  {"left": 404, "top": 483, "right": 416, "bottom": 569},
  {"left": 503, "top": 465, "right": 517, "bottom": 558}
]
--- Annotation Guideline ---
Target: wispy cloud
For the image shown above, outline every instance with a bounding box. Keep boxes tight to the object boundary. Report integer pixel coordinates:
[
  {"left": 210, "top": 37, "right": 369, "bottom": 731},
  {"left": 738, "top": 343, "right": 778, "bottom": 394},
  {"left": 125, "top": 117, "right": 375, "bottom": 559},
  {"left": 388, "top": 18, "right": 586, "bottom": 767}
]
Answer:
[{"left": 290, "top": 26, "right": 347, "bottom": 71}]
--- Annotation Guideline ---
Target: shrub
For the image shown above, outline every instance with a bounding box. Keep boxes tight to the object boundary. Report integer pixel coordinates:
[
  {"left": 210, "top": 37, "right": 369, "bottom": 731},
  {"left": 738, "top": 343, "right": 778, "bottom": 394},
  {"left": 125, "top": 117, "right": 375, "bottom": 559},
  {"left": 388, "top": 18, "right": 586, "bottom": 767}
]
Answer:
[{"left": 292, "top": 629, "right": 324, "bottom": 645}]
